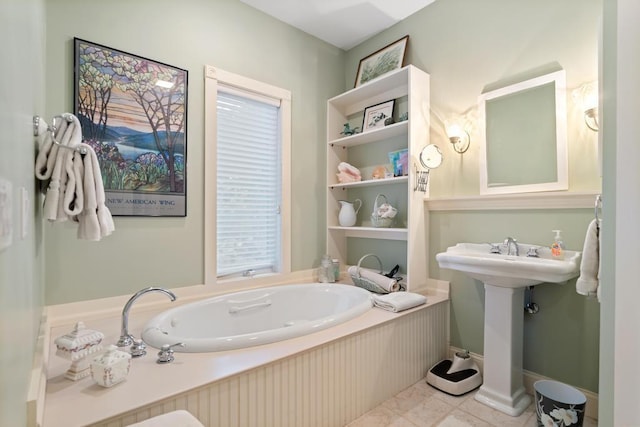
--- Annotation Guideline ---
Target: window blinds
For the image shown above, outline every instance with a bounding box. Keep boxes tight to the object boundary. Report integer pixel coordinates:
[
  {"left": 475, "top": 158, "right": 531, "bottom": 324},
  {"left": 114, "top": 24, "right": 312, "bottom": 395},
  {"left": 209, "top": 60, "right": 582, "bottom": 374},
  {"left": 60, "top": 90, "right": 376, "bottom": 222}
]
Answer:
[{"left": 216, "top": 89, "right": 281, "bottom": 277}]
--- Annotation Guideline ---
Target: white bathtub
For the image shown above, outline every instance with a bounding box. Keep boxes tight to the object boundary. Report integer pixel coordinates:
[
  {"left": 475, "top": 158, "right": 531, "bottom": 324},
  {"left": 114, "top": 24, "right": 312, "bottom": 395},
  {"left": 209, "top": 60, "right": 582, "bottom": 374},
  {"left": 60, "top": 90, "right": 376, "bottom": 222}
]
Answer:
[{"left": 141, "top": 283, "right": 373, "bottom": 352}]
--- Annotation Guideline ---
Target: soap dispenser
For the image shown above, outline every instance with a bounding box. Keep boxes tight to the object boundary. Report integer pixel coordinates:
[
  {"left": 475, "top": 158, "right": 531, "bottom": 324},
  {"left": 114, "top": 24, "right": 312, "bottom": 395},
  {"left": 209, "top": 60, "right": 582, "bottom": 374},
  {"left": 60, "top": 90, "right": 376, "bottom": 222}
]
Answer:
[{"left": 551, "top": 230, "right": 565, "bottom": 260}]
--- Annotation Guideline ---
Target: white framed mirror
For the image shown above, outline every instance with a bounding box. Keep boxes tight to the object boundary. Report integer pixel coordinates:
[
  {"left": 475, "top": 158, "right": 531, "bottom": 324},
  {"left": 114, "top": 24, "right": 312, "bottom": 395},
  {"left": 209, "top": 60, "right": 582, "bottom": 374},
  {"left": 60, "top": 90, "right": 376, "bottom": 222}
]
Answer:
[{"left": 478, "top": 70, "right": 567, "bottom": 195}]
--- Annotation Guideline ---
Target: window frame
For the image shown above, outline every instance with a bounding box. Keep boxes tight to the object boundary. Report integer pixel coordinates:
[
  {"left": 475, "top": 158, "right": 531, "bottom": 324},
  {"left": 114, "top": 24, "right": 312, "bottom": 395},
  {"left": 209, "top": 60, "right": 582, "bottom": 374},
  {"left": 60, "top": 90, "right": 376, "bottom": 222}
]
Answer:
[{"left": 204, "top": 66, "right": 291, "bottom": 285}]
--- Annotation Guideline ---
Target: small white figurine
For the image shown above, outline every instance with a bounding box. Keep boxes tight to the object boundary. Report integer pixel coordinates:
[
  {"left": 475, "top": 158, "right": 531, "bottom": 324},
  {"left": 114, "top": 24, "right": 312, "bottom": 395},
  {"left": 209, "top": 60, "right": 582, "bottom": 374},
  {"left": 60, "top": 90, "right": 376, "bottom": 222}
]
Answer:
[
  {"left": 90, "top": 345, "right": 132, "bottom": 388},
  {"left": 54, "top": 321, "right": 104, "bottom": 381}
]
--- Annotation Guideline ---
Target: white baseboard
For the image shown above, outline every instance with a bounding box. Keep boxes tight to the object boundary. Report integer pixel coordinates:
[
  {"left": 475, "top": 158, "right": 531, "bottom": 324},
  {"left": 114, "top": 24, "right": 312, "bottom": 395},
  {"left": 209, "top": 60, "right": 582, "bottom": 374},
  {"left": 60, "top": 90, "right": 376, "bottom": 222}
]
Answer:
[{"left": 449, "top": 346, "right": 598, "bottom": 420}]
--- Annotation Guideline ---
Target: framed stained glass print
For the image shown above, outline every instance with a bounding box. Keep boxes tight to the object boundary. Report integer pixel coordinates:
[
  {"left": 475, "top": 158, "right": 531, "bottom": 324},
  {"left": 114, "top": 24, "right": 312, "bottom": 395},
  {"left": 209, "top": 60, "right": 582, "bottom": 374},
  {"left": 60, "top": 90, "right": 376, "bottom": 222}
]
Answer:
[{"left": 74, "top": 38, "right": 188, "bottom": 216}]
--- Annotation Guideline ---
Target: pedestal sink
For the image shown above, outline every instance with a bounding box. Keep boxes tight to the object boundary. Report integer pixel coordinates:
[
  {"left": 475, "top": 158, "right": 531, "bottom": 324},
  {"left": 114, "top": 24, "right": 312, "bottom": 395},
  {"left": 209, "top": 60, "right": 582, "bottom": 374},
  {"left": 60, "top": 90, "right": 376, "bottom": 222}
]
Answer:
[{"left": 436, "top": 242, "right": 581, "bottom": 416}]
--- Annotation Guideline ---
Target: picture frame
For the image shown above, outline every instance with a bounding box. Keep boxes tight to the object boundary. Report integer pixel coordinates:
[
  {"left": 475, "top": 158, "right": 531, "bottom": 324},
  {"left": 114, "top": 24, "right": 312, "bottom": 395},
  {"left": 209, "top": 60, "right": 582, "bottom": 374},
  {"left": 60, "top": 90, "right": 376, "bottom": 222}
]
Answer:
[
  {"left": 74, "top": 38, "right": 188, "bottom": 217},
  {"left": 362, "top": 100, "right": 395, "bottom": 132},
  {"left": 354, "top": 35, "right": 409, "bottom": 87}
]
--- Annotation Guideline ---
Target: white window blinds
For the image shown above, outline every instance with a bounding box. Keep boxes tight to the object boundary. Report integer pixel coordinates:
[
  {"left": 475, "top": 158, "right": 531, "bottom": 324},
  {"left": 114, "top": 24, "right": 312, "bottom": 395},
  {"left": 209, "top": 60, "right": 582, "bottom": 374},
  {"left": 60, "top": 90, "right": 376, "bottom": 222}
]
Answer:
[{"left": 216, "top": 89, "right": 281, "bottom": 278}]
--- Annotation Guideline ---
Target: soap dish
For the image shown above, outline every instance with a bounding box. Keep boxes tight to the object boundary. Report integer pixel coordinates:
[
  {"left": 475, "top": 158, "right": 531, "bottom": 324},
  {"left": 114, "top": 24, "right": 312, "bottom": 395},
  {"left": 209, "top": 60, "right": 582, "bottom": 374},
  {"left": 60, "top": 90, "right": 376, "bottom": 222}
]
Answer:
[
  {"left": 90, "top": 345, "right": 132, "bottom": 388},
  {"left": 54, "top": 321, "right": 104, "bottom": 381}
]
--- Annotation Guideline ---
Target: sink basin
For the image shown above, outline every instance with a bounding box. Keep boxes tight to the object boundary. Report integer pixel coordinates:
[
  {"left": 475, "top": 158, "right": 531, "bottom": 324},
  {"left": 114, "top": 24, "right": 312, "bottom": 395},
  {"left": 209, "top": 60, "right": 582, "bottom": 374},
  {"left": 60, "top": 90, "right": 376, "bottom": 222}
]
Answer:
[
  {"left": 436, "top": 241, "right": 582, "bottom": 416},
  {"left": 435, "top": 242, "right": 582, "bottom": 288}
]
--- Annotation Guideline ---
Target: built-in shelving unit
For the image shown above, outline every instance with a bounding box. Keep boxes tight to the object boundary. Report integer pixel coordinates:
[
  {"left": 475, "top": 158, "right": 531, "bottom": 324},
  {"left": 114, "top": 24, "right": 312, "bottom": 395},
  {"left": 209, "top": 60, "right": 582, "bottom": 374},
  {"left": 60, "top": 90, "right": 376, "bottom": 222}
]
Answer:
[{"left": 326, "top": 65, "right": 430, "bottom": 290}]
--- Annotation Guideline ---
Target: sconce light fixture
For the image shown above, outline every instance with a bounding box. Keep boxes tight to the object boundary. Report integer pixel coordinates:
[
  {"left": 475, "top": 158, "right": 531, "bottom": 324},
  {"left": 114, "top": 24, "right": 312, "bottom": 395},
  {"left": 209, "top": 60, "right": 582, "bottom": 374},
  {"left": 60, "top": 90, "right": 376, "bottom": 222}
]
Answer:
[
  {"left": 445, "top": 121, "right": 471, "bottom": 154},
  {"left": 572, "top": 81, "right": 599, "bottom": 131}
]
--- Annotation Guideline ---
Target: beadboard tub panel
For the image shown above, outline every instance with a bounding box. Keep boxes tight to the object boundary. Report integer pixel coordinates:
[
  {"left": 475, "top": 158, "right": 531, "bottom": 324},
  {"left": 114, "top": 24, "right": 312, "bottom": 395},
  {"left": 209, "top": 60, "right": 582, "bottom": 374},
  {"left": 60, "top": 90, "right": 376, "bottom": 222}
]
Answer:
[{"left": 91, "top": 301, "right": 448, "bottom": 427}]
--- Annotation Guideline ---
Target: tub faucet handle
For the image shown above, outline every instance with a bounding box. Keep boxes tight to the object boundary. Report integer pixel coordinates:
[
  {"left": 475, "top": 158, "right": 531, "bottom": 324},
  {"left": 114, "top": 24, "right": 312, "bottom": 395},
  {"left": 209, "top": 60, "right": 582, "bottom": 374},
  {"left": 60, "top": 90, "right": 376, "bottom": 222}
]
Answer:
[
  {"left": 157, "top": 342, "right": 185, "bottom": 364},
  {"left": 130, "top": 338, "right": 147, "bottom": 358}
]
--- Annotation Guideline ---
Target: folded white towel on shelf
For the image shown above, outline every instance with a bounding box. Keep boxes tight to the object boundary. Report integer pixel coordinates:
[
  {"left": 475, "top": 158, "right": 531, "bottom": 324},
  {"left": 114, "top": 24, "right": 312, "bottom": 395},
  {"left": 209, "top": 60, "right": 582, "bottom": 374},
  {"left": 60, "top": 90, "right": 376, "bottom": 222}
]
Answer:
[
  {"left": 347, "top": 265, "right": 399, "bottom": 292},
  {"left": 576, "top": 218, "right": 601, "bottom": 301},
  {"left": 372, "top": 292, "right": 427, "bottom": 313}
]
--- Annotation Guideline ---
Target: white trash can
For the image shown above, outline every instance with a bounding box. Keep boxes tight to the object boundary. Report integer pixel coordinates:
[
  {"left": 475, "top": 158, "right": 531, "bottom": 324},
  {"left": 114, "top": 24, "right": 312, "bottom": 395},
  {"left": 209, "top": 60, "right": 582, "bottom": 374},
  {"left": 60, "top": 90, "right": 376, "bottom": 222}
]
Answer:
[{"left": 534, "top": 380, "right": 586, "bottom": 426}]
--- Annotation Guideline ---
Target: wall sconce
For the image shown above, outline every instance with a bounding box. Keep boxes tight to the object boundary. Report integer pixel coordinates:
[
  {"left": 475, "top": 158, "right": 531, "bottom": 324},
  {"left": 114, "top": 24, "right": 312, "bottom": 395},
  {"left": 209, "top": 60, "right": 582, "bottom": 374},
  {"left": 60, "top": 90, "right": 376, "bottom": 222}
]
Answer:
[
  {"left": 445, "top": 121, "right": 471, "bottom": 154},
  {"left": 572, "top": 81, "right": 599, "bottom": 131}
]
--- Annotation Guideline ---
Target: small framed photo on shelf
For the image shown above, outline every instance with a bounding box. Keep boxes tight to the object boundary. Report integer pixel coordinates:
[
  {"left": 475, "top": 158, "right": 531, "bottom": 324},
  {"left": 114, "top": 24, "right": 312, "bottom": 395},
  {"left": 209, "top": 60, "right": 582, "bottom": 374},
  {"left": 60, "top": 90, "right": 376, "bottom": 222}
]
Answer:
[
  {"left": 354, "top": 35, "right": 409, "bottom": 87},
  {"left": 362, "top": 100, "right": 395, "bottom": 132},
  {"left": 388, "top": 149, "right": 409, "bottom": 177}
]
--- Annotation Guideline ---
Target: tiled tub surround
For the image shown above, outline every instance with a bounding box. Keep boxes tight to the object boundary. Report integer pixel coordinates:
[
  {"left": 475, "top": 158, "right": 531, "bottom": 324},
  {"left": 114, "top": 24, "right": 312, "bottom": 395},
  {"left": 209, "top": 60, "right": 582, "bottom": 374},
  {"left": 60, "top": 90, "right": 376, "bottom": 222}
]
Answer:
[{"left": 41, "top": 281, "right": 449, "bottom": 426}]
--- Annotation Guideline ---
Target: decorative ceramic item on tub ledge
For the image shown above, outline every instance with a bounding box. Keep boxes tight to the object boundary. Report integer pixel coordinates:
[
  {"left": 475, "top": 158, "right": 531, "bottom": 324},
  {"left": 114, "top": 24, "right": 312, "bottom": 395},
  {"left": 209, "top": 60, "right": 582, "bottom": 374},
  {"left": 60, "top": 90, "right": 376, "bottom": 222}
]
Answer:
[
  {"left": 90, "top": 345, "right": 132, "bottom": 387},
  {"left": 54, "top": 321, "right": 104, "bottom": 380}
]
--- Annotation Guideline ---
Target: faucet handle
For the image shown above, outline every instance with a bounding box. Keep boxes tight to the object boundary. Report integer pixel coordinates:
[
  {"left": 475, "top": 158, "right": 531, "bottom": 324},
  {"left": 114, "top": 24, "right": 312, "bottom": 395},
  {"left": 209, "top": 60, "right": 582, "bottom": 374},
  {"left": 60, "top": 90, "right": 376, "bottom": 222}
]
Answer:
[
  {"left": 489, "top": 243, "right": 501, "bottom": 254},
  {"left": 130, "top": 338, "right": 147, "bottom": 357},
  {"left": 157, "top": 342, "right": 185, "bottom": 364},
  {"left": 526, "top": 247, "right": 539, "bottom": 258}
]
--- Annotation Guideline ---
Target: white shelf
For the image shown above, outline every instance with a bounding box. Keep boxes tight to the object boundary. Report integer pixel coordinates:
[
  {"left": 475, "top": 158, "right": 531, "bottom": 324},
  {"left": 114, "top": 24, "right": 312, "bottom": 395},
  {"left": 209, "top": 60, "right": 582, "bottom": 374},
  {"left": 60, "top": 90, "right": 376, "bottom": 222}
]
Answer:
[
  {"left": 326, "top": 65, "right": 430, "bottom": 291},
  {"left": 329, "top": 176, "right": 408, "bottom": 190},
  {"left": 328, "top": 226, "right": 408, "bottom": 241},
  {"left": 329, "top": 67, "right": 410, "bottom": 115},
  {"left": 328, "top": 121, "right": 408, "bottom": 148}
]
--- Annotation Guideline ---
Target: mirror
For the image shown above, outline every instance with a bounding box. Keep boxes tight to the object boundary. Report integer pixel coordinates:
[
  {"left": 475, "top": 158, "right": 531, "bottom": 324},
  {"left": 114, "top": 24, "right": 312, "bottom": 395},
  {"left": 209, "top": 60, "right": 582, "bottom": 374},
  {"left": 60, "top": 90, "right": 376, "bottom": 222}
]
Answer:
[
  {"left": 478, "top": 70, "right": 567, "bottom": 195},
  {"left": 419, "top": 144, "right": 443, "bottom": 169}
]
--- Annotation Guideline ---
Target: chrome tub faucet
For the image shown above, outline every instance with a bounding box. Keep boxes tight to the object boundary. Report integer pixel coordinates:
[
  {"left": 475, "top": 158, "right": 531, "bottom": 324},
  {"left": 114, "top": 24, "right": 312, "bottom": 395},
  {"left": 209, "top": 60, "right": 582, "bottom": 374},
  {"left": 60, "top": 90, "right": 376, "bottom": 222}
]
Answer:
[{"left": 116, "top": 287, "right": 177, "bottom": 348}]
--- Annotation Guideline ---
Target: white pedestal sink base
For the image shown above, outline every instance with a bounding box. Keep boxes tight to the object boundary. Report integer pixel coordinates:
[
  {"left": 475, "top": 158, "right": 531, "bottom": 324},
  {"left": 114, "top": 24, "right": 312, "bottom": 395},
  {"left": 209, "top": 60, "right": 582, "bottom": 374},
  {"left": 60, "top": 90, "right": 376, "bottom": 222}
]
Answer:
[{"left": 475, "top": 284, "right": 531, "bottom": 417}]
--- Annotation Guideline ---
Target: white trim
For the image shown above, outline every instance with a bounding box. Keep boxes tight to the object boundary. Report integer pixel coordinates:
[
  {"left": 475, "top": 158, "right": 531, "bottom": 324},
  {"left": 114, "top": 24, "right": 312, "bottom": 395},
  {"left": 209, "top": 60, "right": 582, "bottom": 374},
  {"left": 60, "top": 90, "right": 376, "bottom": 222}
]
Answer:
[
  {"left": 425, "top": 191, "right": 599, "bottom": 211},
  {"left": 478, "top": 70, "right": 568, "bottom": 195},
  {"left": 26, "top": 309, "right": 49, "bottom": 427},
  {"left": 203, "top": 65, "right": 292, "bottom": 285}
]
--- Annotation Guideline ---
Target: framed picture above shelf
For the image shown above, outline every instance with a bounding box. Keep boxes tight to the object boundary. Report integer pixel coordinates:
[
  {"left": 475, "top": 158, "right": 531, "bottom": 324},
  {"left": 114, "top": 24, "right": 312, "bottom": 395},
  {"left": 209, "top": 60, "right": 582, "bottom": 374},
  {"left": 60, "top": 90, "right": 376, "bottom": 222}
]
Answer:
[
  {"left": 329, "top": 121, "right": 408, "bottom": 148},
  {"left": 328, "top": 226, "right": 408, "bottom": 241},
  {"left": 329, "top": 176, "right": 408, "bottom": 190}
]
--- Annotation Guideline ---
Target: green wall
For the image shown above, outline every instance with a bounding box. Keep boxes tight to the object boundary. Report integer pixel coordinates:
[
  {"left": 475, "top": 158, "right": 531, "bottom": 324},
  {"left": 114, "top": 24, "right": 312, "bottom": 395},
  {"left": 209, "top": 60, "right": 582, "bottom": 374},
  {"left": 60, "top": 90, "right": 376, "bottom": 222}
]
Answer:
[
  {"left": 44, "top": 0, "right": 344, "bottom": 303},
  {"left": 345, "top": 0, "right": 602, "bottom": 392},
  {"left": 41, "top": 0, "right": 603, "bottom": 394},
  {"left": 0, "top": 0, "right": 46, "bottom": 425}
]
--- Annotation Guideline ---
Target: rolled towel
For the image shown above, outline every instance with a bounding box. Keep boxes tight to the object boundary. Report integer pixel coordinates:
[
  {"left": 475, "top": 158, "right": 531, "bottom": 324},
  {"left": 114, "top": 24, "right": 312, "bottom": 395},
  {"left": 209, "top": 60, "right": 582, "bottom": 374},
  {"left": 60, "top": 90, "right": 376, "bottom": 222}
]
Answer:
[
  {"left": 63, "top": 149, "right": 84, "bottom": 217},
  {"left": 372, "top": 292, "right": 427, "bottom": 313},
  {"left": 78, "top": 143, "right": 102, "bottom": 241},
  {"left": 347, "top": 265, "right": 399, "bottom": 292},
  {"left": 576, "top": 218, "right": 601, "bottom": 299},
  {"left": 88, "top": 144, "right": 115, "bottom": 237}
]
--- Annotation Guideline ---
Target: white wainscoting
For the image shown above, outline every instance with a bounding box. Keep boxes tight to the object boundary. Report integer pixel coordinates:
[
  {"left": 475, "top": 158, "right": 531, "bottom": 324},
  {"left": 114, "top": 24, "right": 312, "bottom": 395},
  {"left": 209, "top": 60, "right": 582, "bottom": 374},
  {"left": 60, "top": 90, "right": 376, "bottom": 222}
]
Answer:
[{"left": 92, "top": 301, "right": 449, "bottom": 427}]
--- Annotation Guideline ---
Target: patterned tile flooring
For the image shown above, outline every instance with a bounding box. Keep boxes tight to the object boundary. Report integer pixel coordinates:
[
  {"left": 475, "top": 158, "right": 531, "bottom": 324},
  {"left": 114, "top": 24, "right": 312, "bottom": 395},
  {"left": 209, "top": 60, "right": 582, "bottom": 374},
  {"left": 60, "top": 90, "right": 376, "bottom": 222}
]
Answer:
[{"left": 347, "top": 378, "right": 597, "bottom": 427}]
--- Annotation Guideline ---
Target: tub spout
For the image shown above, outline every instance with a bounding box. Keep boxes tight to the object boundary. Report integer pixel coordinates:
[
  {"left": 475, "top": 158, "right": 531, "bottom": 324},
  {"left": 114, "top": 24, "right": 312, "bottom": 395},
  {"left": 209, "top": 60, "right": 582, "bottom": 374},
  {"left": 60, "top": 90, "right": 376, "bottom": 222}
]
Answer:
[{"left": 116, "top": 287, "right": 177, "bottom": 348}]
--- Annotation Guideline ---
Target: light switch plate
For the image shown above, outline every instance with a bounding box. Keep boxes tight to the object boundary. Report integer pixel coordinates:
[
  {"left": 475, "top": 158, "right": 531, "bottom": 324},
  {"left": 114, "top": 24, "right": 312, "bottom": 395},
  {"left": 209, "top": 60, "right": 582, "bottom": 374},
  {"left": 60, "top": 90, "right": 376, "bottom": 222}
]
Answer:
[{"left": 0, "top": 177, "right": 13, "bottom": 251}]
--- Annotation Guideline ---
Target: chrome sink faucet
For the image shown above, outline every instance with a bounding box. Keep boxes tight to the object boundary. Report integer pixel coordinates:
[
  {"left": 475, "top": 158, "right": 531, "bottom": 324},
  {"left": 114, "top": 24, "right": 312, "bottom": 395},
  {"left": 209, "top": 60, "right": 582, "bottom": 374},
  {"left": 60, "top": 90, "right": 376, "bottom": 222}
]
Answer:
[
  {"left": 116, "top": 287, "right": 177, "bottom": 348},
  {"left": 504, "top": 237, "right": 519, "bottom": 256}
]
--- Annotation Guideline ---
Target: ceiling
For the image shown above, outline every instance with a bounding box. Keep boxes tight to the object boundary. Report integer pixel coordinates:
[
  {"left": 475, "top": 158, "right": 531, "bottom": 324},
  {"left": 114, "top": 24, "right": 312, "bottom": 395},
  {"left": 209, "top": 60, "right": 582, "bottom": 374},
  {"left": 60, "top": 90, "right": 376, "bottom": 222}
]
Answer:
[{"left": 239, "top": 0, "right": 437, "bottom": 50}]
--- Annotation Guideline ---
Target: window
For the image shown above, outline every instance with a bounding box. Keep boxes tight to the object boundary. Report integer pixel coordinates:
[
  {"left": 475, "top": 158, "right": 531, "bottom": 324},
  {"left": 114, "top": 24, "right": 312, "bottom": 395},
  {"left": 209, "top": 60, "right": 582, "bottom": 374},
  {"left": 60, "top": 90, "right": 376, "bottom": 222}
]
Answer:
[{"left": 204, "top": 67, "right": 291, "bottom": 284}]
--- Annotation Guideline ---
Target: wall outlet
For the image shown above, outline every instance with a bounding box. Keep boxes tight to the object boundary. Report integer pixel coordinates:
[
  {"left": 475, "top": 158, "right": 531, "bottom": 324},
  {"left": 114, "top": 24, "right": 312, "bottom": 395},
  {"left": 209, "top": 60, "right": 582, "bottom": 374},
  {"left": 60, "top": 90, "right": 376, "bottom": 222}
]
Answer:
[{"left": 0, "top": 177, "right": 13, "bottom": 251}]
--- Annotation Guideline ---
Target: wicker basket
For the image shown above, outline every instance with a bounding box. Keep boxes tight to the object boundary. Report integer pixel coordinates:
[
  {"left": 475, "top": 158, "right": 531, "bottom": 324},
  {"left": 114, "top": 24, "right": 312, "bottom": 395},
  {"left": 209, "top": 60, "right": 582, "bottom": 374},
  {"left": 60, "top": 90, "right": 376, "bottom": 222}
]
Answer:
[
  {"left": 371, "top": 194, "right": 396, "bottom": 228},
  {"left": 349, "top": 254, "right": 390, "bottom": 294}
]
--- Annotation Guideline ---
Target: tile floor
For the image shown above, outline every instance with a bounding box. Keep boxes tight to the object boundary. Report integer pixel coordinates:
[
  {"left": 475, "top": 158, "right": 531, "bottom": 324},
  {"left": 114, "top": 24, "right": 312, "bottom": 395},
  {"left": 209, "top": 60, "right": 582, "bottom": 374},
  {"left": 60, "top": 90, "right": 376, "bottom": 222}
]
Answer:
[{"left": 347, "top": 378, "right": 597, "bottom": 427}]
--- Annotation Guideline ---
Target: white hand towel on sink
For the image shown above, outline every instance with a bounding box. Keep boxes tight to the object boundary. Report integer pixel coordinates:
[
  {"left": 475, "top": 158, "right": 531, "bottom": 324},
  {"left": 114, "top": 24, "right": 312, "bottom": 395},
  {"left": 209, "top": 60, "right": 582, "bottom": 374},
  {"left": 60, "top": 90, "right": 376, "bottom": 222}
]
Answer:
[
  {"left": 576, "top": 218, "right": 601, "bottom": 301},
  {"left": 372, "top": 292, "right": 427, "bottom": 313}
]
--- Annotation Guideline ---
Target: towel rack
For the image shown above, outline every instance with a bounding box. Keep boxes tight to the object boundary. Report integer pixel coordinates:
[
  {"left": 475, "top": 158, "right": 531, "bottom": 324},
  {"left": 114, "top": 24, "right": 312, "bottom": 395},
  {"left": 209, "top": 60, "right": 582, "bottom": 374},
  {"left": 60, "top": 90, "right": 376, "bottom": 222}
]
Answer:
[{"left": 33, "top": 114, "right": 88, "bottom": 155}]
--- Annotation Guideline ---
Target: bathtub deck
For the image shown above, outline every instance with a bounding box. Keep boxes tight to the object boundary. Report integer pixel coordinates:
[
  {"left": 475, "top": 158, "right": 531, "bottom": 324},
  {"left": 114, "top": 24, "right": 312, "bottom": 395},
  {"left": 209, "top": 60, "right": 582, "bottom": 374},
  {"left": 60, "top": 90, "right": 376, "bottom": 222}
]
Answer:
[{"left": 42, "top": 289, "right": 448, "bottom": 427}]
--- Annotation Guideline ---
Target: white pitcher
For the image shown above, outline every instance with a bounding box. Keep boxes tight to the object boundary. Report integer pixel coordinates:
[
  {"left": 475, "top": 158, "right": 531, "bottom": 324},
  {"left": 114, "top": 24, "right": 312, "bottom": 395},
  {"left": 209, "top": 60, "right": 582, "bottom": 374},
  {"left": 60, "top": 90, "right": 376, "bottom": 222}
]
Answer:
[{"left": 338, "top": 199, "right": 362, "bottom": 227}]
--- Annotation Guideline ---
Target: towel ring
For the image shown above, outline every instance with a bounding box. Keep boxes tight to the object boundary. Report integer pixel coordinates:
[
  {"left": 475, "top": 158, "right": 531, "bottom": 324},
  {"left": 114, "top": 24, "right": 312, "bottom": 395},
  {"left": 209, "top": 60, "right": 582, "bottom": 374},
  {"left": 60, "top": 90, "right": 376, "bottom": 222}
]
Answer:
[{"left": 33, "top": 114, "right": 88, "bottom": 155}]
